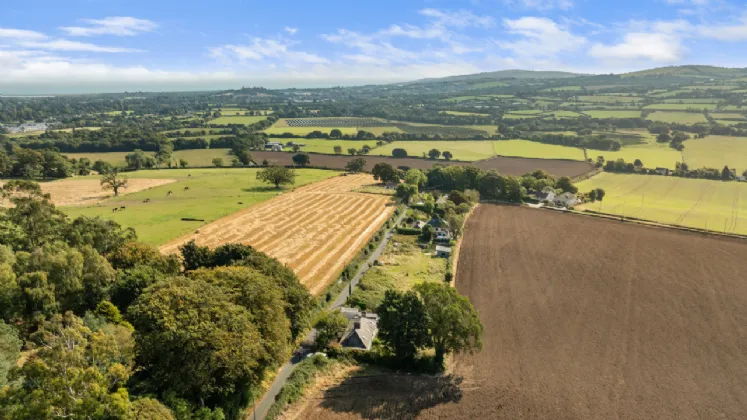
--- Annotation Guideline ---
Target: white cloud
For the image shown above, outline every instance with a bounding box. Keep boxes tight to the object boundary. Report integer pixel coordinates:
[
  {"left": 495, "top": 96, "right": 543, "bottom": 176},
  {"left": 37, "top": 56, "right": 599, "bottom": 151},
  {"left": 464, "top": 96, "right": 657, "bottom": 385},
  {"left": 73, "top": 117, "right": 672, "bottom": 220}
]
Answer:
[
  {"left": 60, "top": 17, "right": 157, "bottom": 37},
  {"left": 589, "top": 32, "right": 684, "bottom": 62},
  {"left": 209, "top": 37, "right": 328, "bottom": 64},
  {"left": 504, "top": 0, "right": 574, "bottom": 11},
  {"left": 418, "top": 8, "right": 496, "bottom": 28},
  {"left": 0, "top": 28, "right": 47, "bottom": 40},
  {"left": 697, "top": 16, "right": 747, "bottom": 40},
  {"left": 380, "top": 24, "right": 445, "bottom": 39},
  {"left": 18, "top": 39, "right": 144, "bottom": 53},
  {"left": 500, "top": 17, "right": 586, "bottom": 57},
  {"left": 284, "top": 27, "right": 298, "bottom": 35}
]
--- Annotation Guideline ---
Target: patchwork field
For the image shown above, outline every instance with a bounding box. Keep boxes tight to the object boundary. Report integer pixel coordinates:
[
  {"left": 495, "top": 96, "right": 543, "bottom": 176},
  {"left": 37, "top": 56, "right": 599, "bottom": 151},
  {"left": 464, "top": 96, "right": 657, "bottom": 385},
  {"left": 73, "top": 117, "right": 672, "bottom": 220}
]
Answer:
[
  {"left": 373, "top": 141, "right": 497, "bottom": 161},
  {"left": 210, "top": 115, "right": 267, "bottom": 125},
  {"left": 492, "top": 140, "right": 585, "bottom": 161},
  {"left": 577, "top": 172, "right": 747, "bottom": 234},
  {"left": 298, "top": 204, "right": 747, "bottom": 419},
  {"left": 160, "top": 174, "right": 396, "bottom": 294},
  {"left": 582, "top": 110, "right": 641, "bottom": 118},
  {"left": 64, "top": 149, "right": 234, "bottom": 167},
  {"left": 1, "top": 178, "right": 175, "bottom": 207},
  {"left": 682, "top": 135, "right": 747, "bottom": 170},
  {"left": 646, "top": 111, "right": 708, "bottom": 124},
  {"left": 62, "top": 168, "right": 337, "bottom": 245}
]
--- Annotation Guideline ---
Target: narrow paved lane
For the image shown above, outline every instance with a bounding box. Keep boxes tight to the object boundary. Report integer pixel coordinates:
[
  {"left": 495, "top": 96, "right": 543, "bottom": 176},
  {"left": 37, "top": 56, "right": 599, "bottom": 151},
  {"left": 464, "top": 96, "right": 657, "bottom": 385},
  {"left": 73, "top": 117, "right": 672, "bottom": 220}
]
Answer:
[{"left": 249, "top": 208, "right": 407, "bottom": 420}]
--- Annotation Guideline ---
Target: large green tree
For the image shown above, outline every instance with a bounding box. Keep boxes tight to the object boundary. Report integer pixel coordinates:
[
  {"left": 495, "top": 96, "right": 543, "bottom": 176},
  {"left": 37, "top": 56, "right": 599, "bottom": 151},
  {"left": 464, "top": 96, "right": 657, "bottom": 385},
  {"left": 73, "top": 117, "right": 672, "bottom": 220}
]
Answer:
[
  {"left": 128, "top": 278, "right": 264, "bottom": 409},
  {"left": 256, "top": 165, "right": 296, "bottom": 188},
  {"left": 414, "top": 282, "right": 483, "bottom": 366},
  {"left": 314, "top": 310, "right": 348, "bottom": 350},
  {"left": 0, "top": 320, "right": 21, "bottom": 387},
  {"left": 377, "top": 290, "right": 429, "bottom": 363}
]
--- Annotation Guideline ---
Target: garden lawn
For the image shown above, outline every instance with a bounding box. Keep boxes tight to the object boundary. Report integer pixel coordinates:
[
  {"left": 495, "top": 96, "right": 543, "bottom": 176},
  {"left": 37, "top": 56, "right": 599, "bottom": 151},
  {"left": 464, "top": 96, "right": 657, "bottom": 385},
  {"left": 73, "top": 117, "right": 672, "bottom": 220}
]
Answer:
[
  {"left": 577, "top": 172, "right": 747, "bottom": 235},
  {"left": 349, "top": 234, "right": 446, "bottom": 310},
  {"left": 373, "top": 140, "right": 496, "bottom": 161},
  {"left": 61, "top": 168, "right": 338, "bottom": 246}
]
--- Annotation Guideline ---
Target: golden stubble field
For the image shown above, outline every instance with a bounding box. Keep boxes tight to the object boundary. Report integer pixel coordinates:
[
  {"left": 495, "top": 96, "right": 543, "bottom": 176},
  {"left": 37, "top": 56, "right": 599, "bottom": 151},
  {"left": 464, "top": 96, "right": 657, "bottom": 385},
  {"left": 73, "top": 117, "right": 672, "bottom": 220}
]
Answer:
[
  {"left": 1, "top": 178, "right": 176, "bottom": 207},
  {"left": 160, "top": 174, "right": 395, "bottom": 294}
]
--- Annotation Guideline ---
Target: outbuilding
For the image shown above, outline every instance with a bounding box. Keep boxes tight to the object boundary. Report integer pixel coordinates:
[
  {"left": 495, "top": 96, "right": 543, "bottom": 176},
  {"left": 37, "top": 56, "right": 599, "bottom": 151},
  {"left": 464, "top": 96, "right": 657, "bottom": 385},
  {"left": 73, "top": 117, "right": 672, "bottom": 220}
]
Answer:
[{"left": 435, "top": 245, "right": 452, "bottom": 258}]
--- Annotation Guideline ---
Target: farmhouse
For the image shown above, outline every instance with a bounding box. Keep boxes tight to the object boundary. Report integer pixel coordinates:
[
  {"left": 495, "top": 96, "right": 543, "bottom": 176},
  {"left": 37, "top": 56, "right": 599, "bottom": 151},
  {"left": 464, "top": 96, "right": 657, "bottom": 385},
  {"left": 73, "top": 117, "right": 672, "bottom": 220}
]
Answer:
[
  {"left": 435, "top": 245, "right": 452, "bottom": 258},
  {"left": 554, "top": 192, "right": 579, "bottom": 207},
  {"left": 536, "top": 190, "right": 555, "bottom": 202},
  {"left": 655, "top": 167, "right": 669, "bottom": 176},
  {"left": 339, "top": 308, "right": 379, "bottom": 351}
]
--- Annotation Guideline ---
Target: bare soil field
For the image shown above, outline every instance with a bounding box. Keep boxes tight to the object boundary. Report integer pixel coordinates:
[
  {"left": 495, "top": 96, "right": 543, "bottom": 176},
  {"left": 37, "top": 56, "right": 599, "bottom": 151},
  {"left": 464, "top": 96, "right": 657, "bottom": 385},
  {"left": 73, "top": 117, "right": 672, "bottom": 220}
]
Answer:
[
  {"left": 252, "top": 151, "right": 593, "bottom": 178},
  {"left": 160, "top": 174, "right": 395, "bottom": 294},
  {"left": 1, "top": 178, "right": 176, "bottom": 207},
  {"left": 292, "top": 205, "right": 747, "bottom": 419}
]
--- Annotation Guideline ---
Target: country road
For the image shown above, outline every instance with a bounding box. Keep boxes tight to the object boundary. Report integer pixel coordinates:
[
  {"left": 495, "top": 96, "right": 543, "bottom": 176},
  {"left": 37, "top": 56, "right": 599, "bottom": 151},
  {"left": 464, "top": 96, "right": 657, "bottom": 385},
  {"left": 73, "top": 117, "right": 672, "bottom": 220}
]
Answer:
[{"left": 248, "top": 208, "right": 407, "bottom": 419}]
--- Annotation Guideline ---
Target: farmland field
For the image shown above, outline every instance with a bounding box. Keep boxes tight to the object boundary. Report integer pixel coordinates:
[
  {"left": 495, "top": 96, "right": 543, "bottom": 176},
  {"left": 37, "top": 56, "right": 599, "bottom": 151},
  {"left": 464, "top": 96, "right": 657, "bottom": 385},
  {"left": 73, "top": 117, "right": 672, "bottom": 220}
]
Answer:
[
  {"left": 443, "top": 111, "right": 490, "bottom": 117},
  {"left": 1, "top": 178, "right": 176, "bottom": 207},
  {"left": 289, "top": 139, "right": 382, "bottom": 154},
  {"left": 297, "top": 204, "right": 747, "bottom": 419},
  {"left": 577, "top": 172, "right": 747, "bottom": 234},
  {"left": 643, "top": 103, "right": 718, "bottom": 110},
  {"left": 646, "top": 111, "right": 708, "bottom": 124},
  {"left": 682, "top": 135, "right": 747, "bottom": 170},
  {"left": 492, "top": 140, "right": 585, "bottom": 161},
  {"left": 582, "top": 110, "right": 641, "bottom": 118},
  {"left": 264, "top": 126, "right": 359, "bottom": 136},
  {"left": 210, "top": 115, "right": 267, "bottom": 125},
  {"left": 64, "top": 149, "right": 234, "bottom": 167},
  {"left": 541, "top": 110, "right": 584, "bottom": 118},
  {"left": 373, "top": 141, "right": 497, "bottom": 161},
  {"left": 62, "top": 168, "right": 337, "bottom": 245},
  {"left": 160, "top": 174, "right": 396, "bottom": 294}
]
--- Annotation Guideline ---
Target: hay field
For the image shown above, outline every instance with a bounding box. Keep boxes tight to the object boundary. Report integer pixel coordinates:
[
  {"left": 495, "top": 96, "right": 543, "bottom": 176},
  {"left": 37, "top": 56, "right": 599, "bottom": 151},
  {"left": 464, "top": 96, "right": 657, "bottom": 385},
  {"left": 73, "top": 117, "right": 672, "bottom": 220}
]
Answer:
[
  {"left": 577, "top": 172, "right": 747, "bottom": 234},
  {"left": 682, "top": 135, "right": 747, "bottom": 171},
  {"left": 492, "top": 140, "right": 585, "bottom": 160},
  {"left": 1, "top": 178, "right": 175, "bottom": 207},
  {"left": 160, "top": 174, "right": 395, "bottom": 294},
  {"left": 62, "top": 168, "right": 337, "bottom": 245}
]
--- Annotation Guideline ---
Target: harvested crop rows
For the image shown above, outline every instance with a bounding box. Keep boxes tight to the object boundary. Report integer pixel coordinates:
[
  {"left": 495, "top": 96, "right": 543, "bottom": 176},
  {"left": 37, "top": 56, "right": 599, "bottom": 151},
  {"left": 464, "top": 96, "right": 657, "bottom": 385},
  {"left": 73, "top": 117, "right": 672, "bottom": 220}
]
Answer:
[
  {"left": 160, "top": 174, "right": 394, "bottom": 294},
  {"left": 1, "top": 178, "right": 176, "bottom": 207}
]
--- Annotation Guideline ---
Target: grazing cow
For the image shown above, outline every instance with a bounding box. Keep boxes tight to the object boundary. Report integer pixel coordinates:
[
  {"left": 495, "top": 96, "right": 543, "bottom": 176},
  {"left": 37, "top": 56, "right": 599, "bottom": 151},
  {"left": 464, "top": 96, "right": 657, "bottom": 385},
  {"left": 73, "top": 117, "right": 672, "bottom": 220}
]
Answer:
[
  {"left": 112, "top": 208, "right": 118, "bottom": 213},
  {"left": 184, "top": 186, "right": 190, "bottom": 191},
  {"left": 143, "top": 198, "right": 151, "bottom": 203},
  {"left": 167, "top": 191, "right": 173, "bottom": 196},
  {"left": 238, "top": 202, "right": 244, "bottom": 205},
  {"left": 120, "top": 206, "right": 126, "bottom": 210}
]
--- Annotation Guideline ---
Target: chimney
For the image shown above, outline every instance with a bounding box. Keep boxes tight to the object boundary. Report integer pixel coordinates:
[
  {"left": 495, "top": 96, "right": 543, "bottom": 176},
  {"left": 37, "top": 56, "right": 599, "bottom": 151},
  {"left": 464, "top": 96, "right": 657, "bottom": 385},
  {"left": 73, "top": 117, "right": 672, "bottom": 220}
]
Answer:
[{"left": 354, "top": 321, "right": 361, "bottom": 330}]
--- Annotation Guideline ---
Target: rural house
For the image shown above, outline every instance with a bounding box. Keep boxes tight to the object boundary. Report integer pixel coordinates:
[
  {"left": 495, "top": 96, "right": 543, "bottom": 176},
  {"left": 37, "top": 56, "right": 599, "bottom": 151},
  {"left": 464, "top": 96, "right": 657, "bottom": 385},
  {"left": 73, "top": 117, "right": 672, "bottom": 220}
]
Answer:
[
  {"left": 654, "top": 167, "right": 669, "bottom": 176},
  {"left": 536, "top": 190, "right": 555, "bottom": 202},
  {"left": 435, "top": 245, "right": 452, "bottom": 258},
  {"left": 554, "top": 192, "right": 579, "bottom": 208},
  {"left": 339, "top": 308, "right": 379, "bottom": 351}
]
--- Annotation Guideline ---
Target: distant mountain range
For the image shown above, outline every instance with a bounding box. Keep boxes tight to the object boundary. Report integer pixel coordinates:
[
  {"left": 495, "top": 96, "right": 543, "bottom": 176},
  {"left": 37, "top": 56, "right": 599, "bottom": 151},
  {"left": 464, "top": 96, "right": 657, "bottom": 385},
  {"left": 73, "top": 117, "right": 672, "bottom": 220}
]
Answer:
[{"left": 410, "top": 65, "right": 747, "bottom": 85}]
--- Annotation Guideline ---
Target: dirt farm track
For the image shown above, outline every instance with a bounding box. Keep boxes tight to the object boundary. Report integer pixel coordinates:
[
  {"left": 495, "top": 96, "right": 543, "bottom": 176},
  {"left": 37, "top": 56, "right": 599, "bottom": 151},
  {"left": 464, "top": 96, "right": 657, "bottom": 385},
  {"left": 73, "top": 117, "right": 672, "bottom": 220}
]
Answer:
[
  {"left": 291, "top": 205, "right": 747, "bottom": 419},
  {"left": 160, "top": 174, "right": 394, "bottom": 295}
]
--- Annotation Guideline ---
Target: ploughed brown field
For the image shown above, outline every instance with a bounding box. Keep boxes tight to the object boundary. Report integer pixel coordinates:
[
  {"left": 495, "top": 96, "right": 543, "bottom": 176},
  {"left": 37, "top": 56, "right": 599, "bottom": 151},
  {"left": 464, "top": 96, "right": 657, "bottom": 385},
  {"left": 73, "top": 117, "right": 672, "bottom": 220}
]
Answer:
[
  {"left": 253, "top": 151, "right": 593, "bottom": 178},
  {"left": 290, "top": 205, "right": 747, "bottom": 419}
]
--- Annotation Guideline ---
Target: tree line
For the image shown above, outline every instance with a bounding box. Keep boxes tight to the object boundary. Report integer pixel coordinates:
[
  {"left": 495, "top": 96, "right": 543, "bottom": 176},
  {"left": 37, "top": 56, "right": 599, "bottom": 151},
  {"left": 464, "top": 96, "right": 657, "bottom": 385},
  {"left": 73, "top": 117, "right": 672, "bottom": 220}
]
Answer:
[{"left": 0, "top": 181, "right": 315, "bottom": 419}]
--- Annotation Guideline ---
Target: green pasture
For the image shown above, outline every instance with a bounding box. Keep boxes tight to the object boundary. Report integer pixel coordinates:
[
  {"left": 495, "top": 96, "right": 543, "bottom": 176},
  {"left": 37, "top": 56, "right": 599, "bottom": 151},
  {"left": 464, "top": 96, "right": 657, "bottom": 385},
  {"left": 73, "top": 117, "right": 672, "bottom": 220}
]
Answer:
[
  {"left": 541, "top": 86, "right": 582, "bottom": 91},
  {"left": 64, "top": 149, "right": 234, "bottom": 167},
  {"left": 583, "top": 110, "right": 641, "bottom": 118},
  {"left": 442, "top": 111, "right": 490, "bottom": 116},
  {"left": 646, "top": 111, "right": 708, "bottom": 124},
  {"left": 61, "top": 168, "right": 338, "bottom": 245},
  {"left": 469, "top": 81, "right": 509, "bottom": 89},
  {"left": 492, "top": 140, "right": 585, "bottom": 160},
  {"left": 210, "top": 116, "right": 268, "bottom": 125},
  {"left": 710, "top": 113, "right": 745, "bottom": 120},
  {"left": 373, "top": 140, "right": 496, "bottom": 161},
  {"left": 542, "top": 110, "right": 584, "bottom": 118},
  {"left": 682, "top": 136, "right": 747, "bottom": 171},
  {"left": 643, "top": 103, "right": 718, "bottom": 111},
  {"left": 576, "top": 172, "right": 747, "bottom": 235},
  {"left": 577, "top": 95, "right": 642, "bottom": 103}
]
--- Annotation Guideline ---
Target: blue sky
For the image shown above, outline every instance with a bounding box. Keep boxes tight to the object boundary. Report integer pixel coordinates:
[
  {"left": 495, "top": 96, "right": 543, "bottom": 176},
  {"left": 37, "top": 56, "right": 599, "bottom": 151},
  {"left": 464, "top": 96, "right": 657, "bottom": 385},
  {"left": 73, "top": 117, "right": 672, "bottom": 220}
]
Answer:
[{"left": 2, "top": 0, "right": 747, "bottom": 93}]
